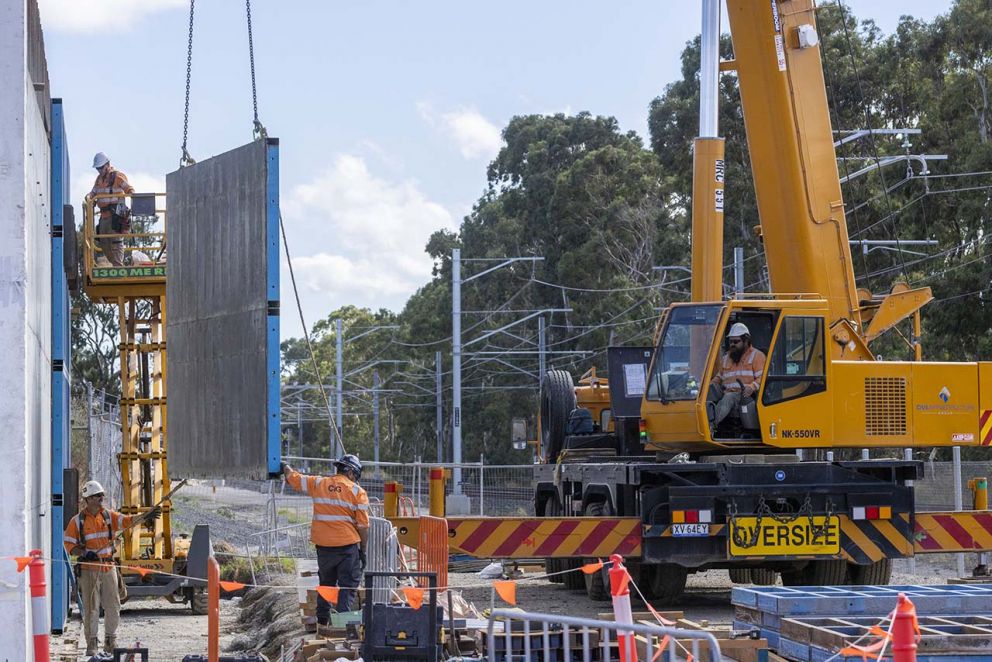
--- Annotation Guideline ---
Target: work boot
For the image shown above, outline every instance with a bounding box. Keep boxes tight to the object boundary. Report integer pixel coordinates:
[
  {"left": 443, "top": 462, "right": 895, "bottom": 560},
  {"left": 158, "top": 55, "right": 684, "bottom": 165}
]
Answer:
[
  {"left": 85, "top": 638, "right": 99, "bottom": 656},
  {"left": 103, "top": 635, "right": 117, "bottom": 653}
]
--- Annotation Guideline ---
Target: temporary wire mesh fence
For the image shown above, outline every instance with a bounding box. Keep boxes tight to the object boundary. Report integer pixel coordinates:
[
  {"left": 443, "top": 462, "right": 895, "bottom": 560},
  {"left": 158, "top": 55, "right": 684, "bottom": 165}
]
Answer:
[
  {"left": 486, "top": 609, "right": 723, "bottom": 662},
  {"left": 85, "top": 386, "right": 124, "bottom": 510}
]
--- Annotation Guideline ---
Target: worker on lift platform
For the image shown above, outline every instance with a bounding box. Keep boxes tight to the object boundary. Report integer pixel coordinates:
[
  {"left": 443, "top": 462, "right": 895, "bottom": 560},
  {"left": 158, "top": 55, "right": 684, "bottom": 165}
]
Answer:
[
  {"left": 89, "top": 151, "right": 134, "bottom": 267},
  {"left": 282, "top": 454, "right": 369, "bottom": 623},
  {"left": 63, "top": 480, "right": 162, "bottom": 656},
  {"left": 709, "top": 322, "right": 766, "bottom": 428}
]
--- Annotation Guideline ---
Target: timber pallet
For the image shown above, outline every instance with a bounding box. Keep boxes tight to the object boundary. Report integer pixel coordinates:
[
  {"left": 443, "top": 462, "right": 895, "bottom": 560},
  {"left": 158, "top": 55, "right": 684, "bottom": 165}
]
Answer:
[{"left": 777, "top": 614, "right": 992, "bottom": 662}]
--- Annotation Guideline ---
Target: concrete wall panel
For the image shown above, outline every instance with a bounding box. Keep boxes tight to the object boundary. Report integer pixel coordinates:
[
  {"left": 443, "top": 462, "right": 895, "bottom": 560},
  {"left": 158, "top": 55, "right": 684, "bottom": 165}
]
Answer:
[{"left": 167, "top": 139, "right": 280, "bottom": 479}]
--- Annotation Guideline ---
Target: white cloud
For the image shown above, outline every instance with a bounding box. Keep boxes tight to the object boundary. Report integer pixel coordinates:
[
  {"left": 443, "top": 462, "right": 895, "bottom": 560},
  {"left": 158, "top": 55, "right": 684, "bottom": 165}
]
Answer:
[
  {"left": 38, "top": 0, "right": 186, "bottom": 34},
  {"left": 281, "top": 154, "right": 456, "bottom": 321},
  {"left": 418, "top": 103, "right": 502, "bottom": 160}
]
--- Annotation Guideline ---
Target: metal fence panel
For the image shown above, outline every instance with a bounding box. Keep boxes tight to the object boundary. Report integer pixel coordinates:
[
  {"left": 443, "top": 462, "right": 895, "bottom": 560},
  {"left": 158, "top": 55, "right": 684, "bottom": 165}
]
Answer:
[{"left": 166, "top": 139, "right": 280, "bottom": 479}]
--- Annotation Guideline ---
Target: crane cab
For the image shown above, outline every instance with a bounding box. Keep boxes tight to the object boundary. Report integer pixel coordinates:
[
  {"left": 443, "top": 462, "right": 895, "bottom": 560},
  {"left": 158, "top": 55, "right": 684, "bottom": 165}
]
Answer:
[
  {"left": 642, "top": 297, "right": 835, "bottom": 452},
  {"left": 642, "top": 298, "right": 992, "bottom": 453}
]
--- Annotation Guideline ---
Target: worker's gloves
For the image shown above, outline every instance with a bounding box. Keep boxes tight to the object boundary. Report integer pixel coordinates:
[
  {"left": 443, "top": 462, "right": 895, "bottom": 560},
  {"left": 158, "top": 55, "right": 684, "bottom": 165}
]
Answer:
[
  {"left": 82, "top": 550, "right": 99, "bottom": 562},
  {"left": 145, "top": 505, "right": 163, "bottom": 522},
  {"left": 281, "top": 461, "right": 293, "bottom": 475},
  {"left": 358, "top": 549, "right": 367, "bottom": 569}
]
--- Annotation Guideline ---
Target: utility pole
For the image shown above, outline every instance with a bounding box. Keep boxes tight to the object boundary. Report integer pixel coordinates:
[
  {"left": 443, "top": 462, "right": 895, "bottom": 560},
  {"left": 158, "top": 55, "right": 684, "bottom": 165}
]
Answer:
[
  {"left": 435, "top": 350, "right": 443, "bottom": 464},
  {"left": 538, "top": 315, "right": 546, "bottom": 382},
  {"left": 452, "top": 248, "right": 462, "bottom": 491},
  {"left": 373, "top": 369, "right": 380, "bottom": 479},
  {"left": 336, "top": 318, "right": 344, "bottom": 453},
  {"left": 734, "top": 246, "right": 745, "bottom": 295}
]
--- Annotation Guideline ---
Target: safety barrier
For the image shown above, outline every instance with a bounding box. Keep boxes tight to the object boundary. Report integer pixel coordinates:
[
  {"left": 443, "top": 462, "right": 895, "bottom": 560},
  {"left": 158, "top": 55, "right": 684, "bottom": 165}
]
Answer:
[
  {"left": 367, "top": 517, "right": 399, "bottom": 604},
  {"left": 486, "top": 609, "right": 723, "bottom": 662},
  {"left": 417, "top": 516, "right": 448, "bottom": 590}
]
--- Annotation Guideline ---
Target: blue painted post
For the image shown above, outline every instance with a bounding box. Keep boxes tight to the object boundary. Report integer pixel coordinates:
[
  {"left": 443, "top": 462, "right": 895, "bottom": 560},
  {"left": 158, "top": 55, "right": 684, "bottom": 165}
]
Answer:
[
  {"left": 266, "top": 138, "right": 282, "bottom": 476},
  {"left": 49, "top": 98, "right": 71, "bottom": 633}
]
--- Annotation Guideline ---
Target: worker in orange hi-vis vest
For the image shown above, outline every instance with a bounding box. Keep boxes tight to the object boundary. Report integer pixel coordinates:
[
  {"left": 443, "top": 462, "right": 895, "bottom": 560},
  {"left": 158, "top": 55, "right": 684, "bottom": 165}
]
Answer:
[
  {"left": 709, "top": 322, "right": 766, "bottom": 427},
  {"left": 89, "top": 152, "right": 134, "bottom": 267},
  {"left": 283, "top": 454, "right": 369, "bottom": 622},
  {"left": 63, "top": 480, "right": 161, "bottom": 656}
]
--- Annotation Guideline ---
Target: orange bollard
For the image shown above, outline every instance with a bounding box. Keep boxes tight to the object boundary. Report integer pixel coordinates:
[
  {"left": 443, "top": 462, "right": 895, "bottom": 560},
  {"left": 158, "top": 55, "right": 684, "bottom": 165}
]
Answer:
[
  {"left": 384, "top": 481, "right": 399, "bottom": 518},
  {"left": 609, "top": 554, "right": 638, "bottom": 662},
  {"left": 892, "top": 593, "right": 918, "bottom": 662},
  {"left": 27, "top": 549, "right": 50, "bottom": 662},
  {"left": 969, "top": 477, "right": 989, "bottom": 511},
  {"left": 207, "top": 555, "right": 220, "bottom": 662}
]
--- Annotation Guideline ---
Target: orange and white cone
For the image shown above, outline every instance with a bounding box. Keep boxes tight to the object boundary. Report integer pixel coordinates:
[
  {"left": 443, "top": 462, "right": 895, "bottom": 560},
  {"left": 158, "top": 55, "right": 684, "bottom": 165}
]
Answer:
[
  {"left": 609, "top": 553, "right": 638, "bottom": 662},
  {"left": 892, "top": 593, "right": 918, "bottom": 662},
  {"left": 27, "top": 550, "right": 50, "bottom": 662}
]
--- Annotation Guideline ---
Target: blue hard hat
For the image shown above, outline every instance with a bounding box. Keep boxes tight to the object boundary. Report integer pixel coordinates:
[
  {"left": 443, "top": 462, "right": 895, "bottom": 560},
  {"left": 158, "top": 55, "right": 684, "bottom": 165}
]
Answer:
[{"left": 333, "top": 454, "right": 363, "bottom": 479}]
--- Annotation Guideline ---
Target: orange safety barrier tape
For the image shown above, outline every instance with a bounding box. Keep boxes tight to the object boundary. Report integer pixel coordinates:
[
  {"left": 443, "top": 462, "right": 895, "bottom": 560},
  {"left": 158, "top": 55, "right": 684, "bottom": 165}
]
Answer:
[{"left": 402, "top": 586, "right": 424, "bottom": 610}]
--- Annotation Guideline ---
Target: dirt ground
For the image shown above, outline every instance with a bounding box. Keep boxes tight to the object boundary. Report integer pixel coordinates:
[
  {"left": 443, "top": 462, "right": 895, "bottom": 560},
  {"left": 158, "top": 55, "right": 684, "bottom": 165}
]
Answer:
[{"left": 51, "top": 553, "right": 971, "bottom": 661}]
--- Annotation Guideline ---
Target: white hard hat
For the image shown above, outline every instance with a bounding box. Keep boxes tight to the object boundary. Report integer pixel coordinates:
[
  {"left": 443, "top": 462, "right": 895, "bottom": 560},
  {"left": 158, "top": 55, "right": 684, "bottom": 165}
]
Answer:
[
  {"left": 727, "top": 322, "right": 750, "bottom": 338},
  {"left": 92, "top": 152, "right": 110, "bottom": 169},
  {"left": 81, "top": 480, "right": 106, "bottom": 498}
]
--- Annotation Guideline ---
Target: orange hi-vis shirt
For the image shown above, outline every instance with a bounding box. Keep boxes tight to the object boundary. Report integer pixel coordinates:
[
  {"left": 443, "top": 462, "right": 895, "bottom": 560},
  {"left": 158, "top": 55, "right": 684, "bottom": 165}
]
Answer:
[
  {"left": 713, "top": 346, "right": 766, "bottom": 396},
  {"left": 91, "top": 168, "right": 134, "bottom": 217},
  {"left": 63, "top": 508, "right": 134, "bottom": 572},
  {"left": 286, "top": 470, "right": 370, "bottom": 547}
]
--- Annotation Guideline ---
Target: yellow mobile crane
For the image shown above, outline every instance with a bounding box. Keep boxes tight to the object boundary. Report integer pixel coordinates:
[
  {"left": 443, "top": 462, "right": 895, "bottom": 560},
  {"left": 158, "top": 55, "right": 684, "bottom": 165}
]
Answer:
[
  {"left": 81, "top": 193, "right": 210, "bottom": 612},
  {"left": 390, "top": 0, "right": 992, "bottom": 602}
]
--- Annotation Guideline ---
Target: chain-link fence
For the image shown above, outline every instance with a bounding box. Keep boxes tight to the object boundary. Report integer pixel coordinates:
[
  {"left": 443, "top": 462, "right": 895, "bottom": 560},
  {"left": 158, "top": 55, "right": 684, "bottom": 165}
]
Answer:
[
  {"left": 916, "top": 460, "right": 991, "bottom": 511},
  {"left": 84, "top": 385, "right": 124, "bottom": 510}
]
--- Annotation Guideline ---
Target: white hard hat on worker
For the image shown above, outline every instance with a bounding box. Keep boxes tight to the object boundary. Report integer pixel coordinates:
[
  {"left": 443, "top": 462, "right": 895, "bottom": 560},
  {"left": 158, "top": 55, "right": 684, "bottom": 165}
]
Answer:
[
  {"left": 81, "top": 480, "right": 105, "bottom": 499},
  {"left": 727, "top": 322, "right": 750, "bottom": 339},
  {"left": 92, "top": 152, "right": 110, "bottom": 170}
]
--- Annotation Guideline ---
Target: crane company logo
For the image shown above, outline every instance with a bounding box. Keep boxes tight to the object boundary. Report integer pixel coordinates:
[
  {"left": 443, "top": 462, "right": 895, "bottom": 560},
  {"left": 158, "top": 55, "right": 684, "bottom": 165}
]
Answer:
[{"left": 916, "top": 386, "right": 974, "bottom": 414}]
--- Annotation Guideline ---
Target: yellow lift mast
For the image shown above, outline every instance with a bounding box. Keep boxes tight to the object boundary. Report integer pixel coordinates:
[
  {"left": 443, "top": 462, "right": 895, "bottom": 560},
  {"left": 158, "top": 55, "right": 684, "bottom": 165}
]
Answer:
[{"left": 81, "top": 193, "right": 208, "bottom": 611}]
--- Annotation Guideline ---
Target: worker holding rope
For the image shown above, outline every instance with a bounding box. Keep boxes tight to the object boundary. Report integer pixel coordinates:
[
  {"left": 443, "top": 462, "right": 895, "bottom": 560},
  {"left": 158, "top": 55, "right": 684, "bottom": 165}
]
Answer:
[{"left": 283, "top": 455, "right": 369, "bottom": 623}]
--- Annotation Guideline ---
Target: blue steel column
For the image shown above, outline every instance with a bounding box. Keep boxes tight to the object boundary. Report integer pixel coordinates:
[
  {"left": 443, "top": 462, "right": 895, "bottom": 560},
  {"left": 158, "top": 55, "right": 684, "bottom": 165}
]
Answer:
[
  {"left": 266, "top": 138, "right": 282, "bottom": 476},
  {"left": 49, "top": 98, "right": 71, "bottom": 633}
]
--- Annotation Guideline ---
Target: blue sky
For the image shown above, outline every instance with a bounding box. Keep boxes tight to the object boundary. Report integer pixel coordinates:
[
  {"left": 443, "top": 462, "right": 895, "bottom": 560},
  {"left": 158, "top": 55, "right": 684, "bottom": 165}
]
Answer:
[{"left": 40, "top": 0, "right": 951, "bottom": 338}]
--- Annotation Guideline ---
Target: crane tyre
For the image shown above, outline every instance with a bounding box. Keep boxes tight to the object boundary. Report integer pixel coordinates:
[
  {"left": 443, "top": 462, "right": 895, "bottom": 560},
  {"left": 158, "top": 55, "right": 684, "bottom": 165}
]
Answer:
[
  {"left": 728, "top": 568, "right": 751, "bottom": 584},
  {"left": 541, "top": 370, "right": 576, "bottom": 463},
  {"left": 750, "top": 568, "right": 778, "bottom": 585},
  {"left": 563, "top": 559, "right": 585, "bottom": 590},
  {"left": 850, "top": 559, "right": 892, "bottom": 585},
  {"left": 648, "top": 564, "right": 687, "bottom": 604},
  {"left": 544, "top": 497, "right": 564, "bottom": 583},
  {"left": 582, "top": 501, "right": 612, "bottom": 601},
  {"left": 787, "top": 560, "right": 848, "bottom": 586},
  {"left": 190, "top": 587, "right": 208, "bottom": 615}
]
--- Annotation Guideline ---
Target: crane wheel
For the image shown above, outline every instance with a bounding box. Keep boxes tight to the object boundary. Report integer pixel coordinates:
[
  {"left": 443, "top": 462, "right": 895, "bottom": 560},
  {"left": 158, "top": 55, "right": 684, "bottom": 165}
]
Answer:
[
  {"left": 190, "top": 587, "right": 208, "bottom": 615},
  {"left": 541, "top": 370, "right": 576, "bottom": 463},
  {"left": 750, "top": 568, "right": 778, "bottom": 585},
  {"left": 647, "top": 564, "right": 687, "bottom": 604},
  {"left": 849, "top": 559, "right": 892, "bottom": 585},
  {"left": 544, "top": 497, "right": 564, "bottom": 583},
  {"left": 582, "top": 501, "right": 612, "bottom": 602},
  {"left": 728, "top": 568, "right": 751, "bottom": 584},
  {"left": 563, "top": 559, "right": 585, "bottom": 590},
  {"left": 783, "top": 560, "right": 848, "bottom": 586}
]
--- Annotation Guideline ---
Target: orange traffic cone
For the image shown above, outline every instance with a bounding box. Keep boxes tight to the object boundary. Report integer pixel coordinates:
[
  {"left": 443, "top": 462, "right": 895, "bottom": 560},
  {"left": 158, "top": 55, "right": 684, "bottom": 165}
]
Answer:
[{"left": 891, "top": 593, "right": 919, "bottom": 662}]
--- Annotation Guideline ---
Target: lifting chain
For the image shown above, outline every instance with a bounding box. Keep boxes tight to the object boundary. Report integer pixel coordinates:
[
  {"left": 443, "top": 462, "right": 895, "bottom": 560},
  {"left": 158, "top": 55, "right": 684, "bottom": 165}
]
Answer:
[
  {"left": 245, "top": 0, "right": 267, "bottom": 140},
  {"left": 180, "top": 0, "right": 196, "bottom": 166},
  {"left": 728, "top": 495, "right": 835, "bottom": 550}
]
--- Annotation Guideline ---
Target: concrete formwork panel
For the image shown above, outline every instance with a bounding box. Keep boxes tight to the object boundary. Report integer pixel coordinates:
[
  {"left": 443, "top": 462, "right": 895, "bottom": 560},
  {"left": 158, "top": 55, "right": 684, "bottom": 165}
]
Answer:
[
  {"left": 167, "top": 139, "right": 280, "bottom": 479},
  {"left": 0, "top": 0, "right": 54, "bottom": 655}
]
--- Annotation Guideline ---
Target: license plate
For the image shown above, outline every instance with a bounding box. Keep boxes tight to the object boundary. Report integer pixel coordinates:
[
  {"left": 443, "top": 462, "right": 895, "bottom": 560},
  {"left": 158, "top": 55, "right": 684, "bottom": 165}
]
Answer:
[
  {"left": 729, "top": 516, "right": 840, "bottom": 556},
  {"left": 671, "top": 523, "right": 710, "bottom": 537}
]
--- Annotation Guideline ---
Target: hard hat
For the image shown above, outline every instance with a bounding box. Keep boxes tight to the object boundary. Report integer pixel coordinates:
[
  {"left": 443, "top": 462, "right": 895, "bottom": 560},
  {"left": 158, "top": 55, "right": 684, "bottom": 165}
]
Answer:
[
  {"left": 727, "top": 322, "right": 750, "bottom": 338},
  {"left": 81, "top": 480, "right": 106, "bottom": 498},
  {"left": 92, "top": 152, "right": 110, "bottom": 169},
  {"left": 333, "top": 454, "right": 363, "bottom": 479}
]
